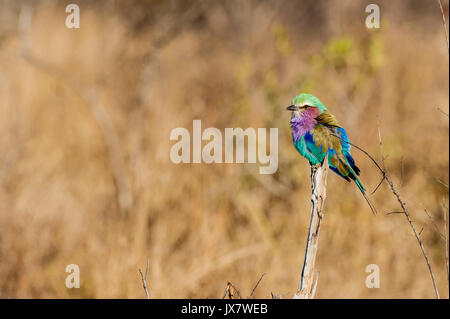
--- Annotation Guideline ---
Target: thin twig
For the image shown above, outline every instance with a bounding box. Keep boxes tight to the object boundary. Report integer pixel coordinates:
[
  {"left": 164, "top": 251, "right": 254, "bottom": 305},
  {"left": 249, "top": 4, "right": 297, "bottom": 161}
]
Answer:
[
  {"left": 138, "top": 259, "right": 150, "bottom": 299},
  {"left": 437, "top": 0, "right": 449, "bottom": 53},
  {"left": 371, "top": 175, "right": 386, "bottom": 195},
  {"left": 384, "top": 176, "right": 440, "bottom": 298},
  {"left": 437, "top": 107, "right": 449, "bottom": 117},
  {"left": 386, "top": 211, "right": 405, "bottom": 215},
  {"left": 270, "top": 292, "right": 283, "bottom": 299},
  {"left": 436, "top": 178, "right": 449, "bottom": 189},
  {"left": 419, "top": 227, "right": 424, "bottom": 236},
  {"left": 377, "top": 120, "right": 386, "bottom": 170},
  {"left": 333, "top": 125, "right": 441, "bottom": 298},
  {"left": 222, "top": 285, "right": 229, "bottom": 299},
  {"left": 376, "top": 125, "right": 440, "bottom": 299},
  {"left": 443, "top": 199, "right": 449, "bottom": 285},
  {"left": 249, "top": 273, "right": 266, "bottom": 299},
  {"left": 424, "top": 208, "right": 446, "bottom": 240},
  {"left": 222, "top": 282, "right": 242, "bottom": 299}
]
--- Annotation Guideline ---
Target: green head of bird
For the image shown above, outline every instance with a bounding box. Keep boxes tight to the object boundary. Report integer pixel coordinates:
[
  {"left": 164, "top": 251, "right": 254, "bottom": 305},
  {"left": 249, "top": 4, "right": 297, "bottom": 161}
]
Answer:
[{"left": 286, "top": 93, "right": 327, "bottom": 117}]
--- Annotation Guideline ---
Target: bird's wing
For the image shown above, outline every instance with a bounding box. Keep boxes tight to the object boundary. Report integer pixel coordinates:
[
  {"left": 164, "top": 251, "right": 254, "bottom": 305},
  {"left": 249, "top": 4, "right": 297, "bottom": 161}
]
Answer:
[
  {"left": 306, "top": 125, "right": 338, "bottom": 162},
  {"left": 324, "top": 125, "right": 360, "bottom": 176},
  {"left": 314, "top": 112, "right": 376, "bottom": 215},
  {"left": 315, "top": 111, "right": 359, "bottom": 171},
  {"left": 310, "top": 111, "right": 360, "bottom": 180},
  {"left": 315, "top": 110, "right": 341, "bottom": 127},
  {"left": 308, "top": 124, "right": 354, "bottom": 180}
]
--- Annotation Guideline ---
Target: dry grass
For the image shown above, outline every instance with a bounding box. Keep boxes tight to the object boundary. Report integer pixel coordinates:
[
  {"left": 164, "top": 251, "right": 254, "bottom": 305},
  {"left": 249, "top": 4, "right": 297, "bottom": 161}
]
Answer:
[{"left": 0, "top": 0, "right": 448, "bottom": 298}]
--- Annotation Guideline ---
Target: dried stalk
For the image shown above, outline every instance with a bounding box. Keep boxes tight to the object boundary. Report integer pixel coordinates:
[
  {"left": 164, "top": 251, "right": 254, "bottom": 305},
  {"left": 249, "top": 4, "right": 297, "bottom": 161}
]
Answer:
[
  {"left": 222, "top": 282, "right": 242, "bottom": 299},
  {"left": 294, "top": 157, "right": 328, "bottom": 299},
  {"left": 437, "top": 0, "right": 449, "bottom": 53},
  {"left": 248, "top": 273, "right": 266, "bottom": 299},
  {"left": 443, "top": 200, "right": 449, "bottom": 285},
  {"left": 138, "top": 259, "right": 150, "bottom": 299}
]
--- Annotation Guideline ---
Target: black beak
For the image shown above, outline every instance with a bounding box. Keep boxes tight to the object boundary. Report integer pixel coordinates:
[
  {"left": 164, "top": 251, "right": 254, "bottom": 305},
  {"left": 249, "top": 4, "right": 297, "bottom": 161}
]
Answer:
[{"left": 286, "top": 105, "right": 296, "bottom": 111}]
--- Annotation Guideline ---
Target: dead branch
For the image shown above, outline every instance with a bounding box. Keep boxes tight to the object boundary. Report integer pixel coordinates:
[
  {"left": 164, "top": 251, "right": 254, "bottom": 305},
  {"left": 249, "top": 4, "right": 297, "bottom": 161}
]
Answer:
[
  {"left": 138, "top": 259, "right": 150, "bottom": 299},
  {"left": 294, "top": 157, "right": 328, "bottom": 299}
]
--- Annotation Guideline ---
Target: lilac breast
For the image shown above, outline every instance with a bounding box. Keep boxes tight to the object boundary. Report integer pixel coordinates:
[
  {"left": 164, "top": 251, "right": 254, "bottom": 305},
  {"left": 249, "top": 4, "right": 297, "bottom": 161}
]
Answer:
[{"left": 290, "top": 108, "right": 318, "bottom": 142}]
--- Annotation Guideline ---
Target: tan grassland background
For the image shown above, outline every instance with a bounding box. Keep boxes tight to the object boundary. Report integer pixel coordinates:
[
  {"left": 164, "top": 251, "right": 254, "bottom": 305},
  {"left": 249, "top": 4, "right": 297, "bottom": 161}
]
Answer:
[{"left": 0, "top": 0, "right": 448, "bottom": 298}]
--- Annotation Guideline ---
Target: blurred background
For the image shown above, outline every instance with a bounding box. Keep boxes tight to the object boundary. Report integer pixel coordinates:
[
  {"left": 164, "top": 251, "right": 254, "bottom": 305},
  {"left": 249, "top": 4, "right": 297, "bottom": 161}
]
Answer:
[{"left": 0, "top": 0, "right": 448, "bottom": 298}]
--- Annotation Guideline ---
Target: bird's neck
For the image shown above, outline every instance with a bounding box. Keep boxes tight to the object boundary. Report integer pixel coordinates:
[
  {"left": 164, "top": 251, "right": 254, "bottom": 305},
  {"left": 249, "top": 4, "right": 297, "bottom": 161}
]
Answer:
[{"left": 290, "top": 108, "right": 319, "bottom": 141}]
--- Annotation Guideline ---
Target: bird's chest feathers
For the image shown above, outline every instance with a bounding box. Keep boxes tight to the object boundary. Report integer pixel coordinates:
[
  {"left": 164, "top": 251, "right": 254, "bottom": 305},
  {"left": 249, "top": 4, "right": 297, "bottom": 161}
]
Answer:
[{"left": 290, "top": 108, "right": 319, "bottom": 142}]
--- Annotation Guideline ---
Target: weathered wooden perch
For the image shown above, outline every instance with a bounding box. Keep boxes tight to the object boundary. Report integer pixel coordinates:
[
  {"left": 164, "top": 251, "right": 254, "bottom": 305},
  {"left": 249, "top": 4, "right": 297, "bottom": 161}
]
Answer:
[{"left": 294, "top": 157, "right": 329, "bottom": 299}]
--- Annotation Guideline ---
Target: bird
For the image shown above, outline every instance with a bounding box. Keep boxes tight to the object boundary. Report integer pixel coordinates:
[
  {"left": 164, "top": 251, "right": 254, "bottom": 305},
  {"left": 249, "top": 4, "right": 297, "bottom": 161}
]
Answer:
[{"left": 286, "top": 93, "right": 376, "bottom": 215}]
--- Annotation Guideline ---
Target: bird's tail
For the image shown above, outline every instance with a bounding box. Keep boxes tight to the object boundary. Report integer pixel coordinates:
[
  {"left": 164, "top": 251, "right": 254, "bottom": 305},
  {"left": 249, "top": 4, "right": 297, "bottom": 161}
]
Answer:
[
  {"left": 354, "top": 178, "right": 377, "bottom": 216},
  {"left": 337, "top": 151, "right": 378, "bottom": 216}
]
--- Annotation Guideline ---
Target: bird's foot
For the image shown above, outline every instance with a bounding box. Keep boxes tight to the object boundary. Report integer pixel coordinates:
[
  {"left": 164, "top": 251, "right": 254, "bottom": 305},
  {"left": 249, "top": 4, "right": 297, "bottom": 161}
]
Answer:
[{"left": 311, "top": 163, "right": 322, "bottom": 169}]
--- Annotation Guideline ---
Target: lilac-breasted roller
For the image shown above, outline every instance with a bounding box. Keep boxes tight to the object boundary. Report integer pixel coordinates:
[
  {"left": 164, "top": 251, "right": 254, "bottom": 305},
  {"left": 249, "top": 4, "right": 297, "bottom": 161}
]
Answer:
[{"left": 286, "top": 93, "right": 376, "bottom": 215}]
